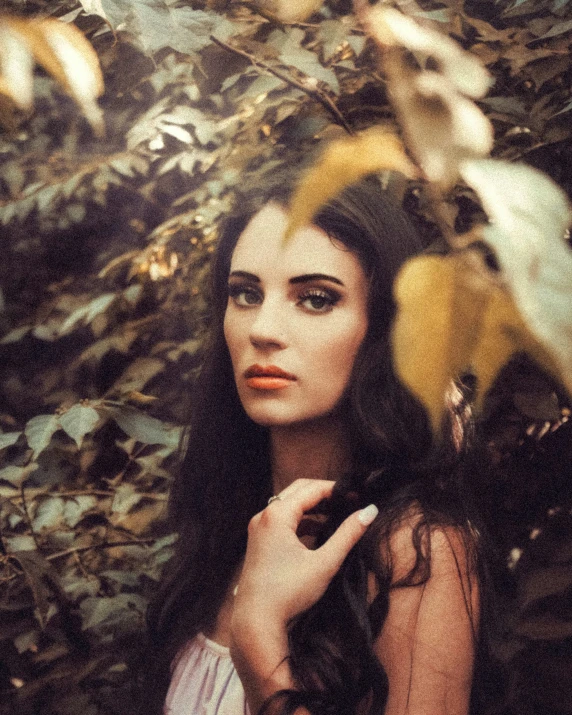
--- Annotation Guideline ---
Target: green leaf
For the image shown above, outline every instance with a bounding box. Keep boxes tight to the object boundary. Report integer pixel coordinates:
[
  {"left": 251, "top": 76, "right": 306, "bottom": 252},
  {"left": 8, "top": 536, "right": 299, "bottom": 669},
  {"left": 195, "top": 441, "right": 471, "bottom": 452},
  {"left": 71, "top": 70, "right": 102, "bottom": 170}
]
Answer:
[
  {"left": 319, "top": 20, "right": 349, "bottom": 62},
  {"left": 113, "top": 357, "right": 164, "bottom": 395},
  {"left": 14, "top": 630, "right": 40, "bottom": 654},
  {"left": 0, "top": 325, "right": 30, "bottom": 344},
  {"left": 9, "top": 550, "right": 63, "bottom": 628},
  {"left": 100, "top": 570, "right": 141, "bottom": 588},
  {"left": 111, "top": 483, "right": 142, "bottom": 515},
  {"left": 81, "top": 0, "right": 237, "bottom": 55},
  {"left": 537, "top": 18, "right": 572, "bottom": 40},
  {"left": 59, "top": 404, "right": 100, "bottom": 448},
  {"left": 5, "top": 535, "right": 36, "bottom": 551},
  {"left": 33, "top": 496, "right": 65, "bottom": 531},
  {"left": 0, "top": 431, "right": 22, "bottom": 450},
  {"left": 63, "top": 495, "right": 98, "bottom": 527},
  {"left": 25, "top": 414, "right": 60, "bottom": 459},
  {"left": 268, "top": 28, "right": 340, "bottom": 95},
  {"left": 59, "top": 292, "right": 116, "bottom": 335},
  {"left": 111, "top": 407, "right": 181, "bottom": 447},
  {"left": 80, "top": 593, "right": 147, "bottom": 632},
  {"left": 0, "top": 464, "right": 37, "bottom": 487}
]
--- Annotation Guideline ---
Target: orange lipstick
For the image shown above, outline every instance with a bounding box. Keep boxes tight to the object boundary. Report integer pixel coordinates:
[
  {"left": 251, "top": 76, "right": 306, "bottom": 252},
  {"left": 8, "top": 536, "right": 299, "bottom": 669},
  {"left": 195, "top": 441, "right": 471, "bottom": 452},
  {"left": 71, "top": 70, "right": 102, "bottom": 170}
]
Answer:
[{"left": 244, "top": 365, "right": 296, "bottom": 390}]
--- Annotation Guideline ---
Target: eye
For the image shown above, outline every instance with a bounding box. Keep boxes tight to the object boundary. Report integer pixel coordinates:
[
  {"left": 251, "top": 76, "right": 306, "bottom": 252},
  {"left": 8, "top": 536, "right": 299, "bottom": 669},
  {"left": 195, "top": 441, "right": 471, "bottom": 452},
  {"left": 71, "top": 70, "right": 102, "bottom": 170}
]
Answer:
[
  {"left": 228, "top": 283, "right": 262, "bottom": 307},
  {"left": 298, "top": 289, "right": 340, "bottom": 313}
]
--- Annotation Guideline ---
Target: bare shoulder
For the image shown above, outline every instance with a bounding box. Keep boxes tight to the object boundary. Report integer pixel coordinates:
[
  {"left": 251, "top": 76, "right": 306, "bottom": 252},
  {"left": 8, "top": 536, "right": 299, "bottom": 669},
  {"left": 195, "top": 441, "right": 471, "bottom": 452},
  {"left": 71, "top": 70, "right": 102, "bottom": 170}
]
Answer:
[
  {"left": 381, "top": 507, "right": 479, "bottom": 590},
  {"left": 373, "top": 511, "right": 481, "bottom": 715}
]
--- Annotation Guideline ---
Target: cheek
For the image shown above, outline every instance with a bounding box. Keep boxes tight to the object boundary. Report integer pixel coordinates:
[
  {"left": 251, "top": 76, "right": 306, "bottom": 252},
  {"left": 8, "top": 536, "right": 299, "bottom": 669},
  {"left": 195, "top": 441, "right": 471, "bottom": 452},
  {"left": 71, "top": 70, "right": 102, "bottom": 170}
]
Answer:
[{"left": 309, "top": 319, "right": 368, "bottom": 390}]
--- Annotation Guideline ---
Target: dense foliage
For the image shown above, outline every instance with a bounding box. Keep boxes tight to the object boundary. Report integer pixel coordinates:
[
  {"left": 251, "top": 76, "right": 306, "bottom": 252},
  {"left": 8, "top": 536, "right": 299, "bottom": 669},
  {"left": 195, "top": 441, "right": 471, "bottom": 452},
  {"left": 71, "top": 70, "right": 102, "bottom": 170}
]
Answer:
[{"left": 0, "top": 0, "right": 571, "bottom": 713}]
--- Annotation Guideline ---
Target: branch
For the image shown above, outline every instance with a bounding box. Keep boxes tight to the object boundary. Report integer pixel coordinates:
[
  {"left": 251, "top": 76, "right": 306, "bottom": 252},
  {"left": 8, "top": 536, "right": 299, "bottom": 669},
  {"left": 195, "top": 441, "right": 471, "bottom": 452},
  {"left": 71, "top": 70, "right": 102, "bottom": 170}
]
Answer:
[
  {"left": 46, "top": 537, "right": 157, "bottom": 562},
  {"left": 210, "top": 35, "right": 354, "bottom": 135}
]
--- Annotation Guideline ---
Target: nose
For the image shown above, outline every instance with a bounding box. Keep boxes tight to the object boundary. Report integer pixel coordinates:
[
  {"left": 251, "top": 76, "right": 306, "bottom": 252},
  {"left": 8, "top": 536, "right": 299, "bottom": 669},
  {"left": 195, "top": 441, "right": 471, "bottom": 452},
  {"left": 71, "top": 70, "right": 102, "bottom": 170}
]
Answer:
[{"left": 249, "top": 297, "right": 287, "bottom": 350}]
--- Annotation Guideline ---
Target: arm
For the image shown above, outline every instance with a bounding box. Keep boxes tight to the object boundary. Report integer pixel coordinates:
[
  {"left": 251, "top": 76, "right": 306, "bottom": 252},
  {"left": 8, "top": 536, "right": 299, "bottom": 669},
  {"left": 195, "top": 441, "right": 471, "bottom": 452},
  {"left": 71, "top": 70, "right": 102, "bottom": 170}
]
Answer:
[
  {"left": 230, "top": 479, "right": 379, "bottom": 714},
  {"left": 374, "top": 522, "right": 480, "bottom": 715}
]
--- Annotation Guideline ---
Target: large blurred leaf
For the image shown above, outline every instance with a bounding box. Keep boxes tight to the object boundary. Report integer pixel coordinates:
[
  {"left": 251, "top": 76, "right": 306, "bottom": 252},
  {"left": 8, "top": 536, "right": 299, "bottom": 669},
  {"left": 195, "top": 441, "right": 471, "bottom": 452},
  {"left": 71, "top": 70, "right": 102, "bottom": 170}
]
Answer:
[
  {"left": 392, "top": 253, "right": 561, "bottom": 431},
  {"left": 286, "top": 128, "right": 417, "bottom": 240},
  {"left": 356, "top": 3, "right": 493, "bottom": 187},
  {"left": 461, "top": 159, "right": 572, "bottom": 397},
  {"left": 0, "top": 16, "right": 104, "bottom": 133}
]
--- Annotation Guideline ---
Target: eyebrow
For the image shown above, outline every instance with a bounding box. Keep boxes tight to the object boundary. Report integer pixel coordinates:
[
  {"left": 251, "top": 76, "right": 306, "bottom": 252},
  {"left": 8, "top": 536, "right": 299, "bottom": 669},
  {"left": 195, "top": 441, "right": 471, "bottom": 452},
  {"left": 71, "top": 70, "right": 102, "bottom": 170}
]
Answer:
[{"left": 228, "top": 270, "right": 344, "bottom": 286}]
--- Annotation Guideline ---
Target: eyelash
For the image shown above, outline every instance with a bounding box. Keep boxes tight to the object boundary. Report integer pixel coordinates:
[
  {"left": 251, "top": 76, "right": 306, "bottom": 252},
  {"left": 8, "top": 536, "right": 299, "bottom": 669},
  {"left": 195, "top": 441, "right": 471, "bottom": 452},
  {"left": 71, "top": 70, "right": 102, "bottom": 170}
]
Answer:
[
  {"left": 227, "top": 284, "right": 340, "bottom": 313},
  {"left": 298, "top": 289, "right": 340, "bottom": 313},
  {"left": 228, "top": 284, "right": 261, "bottom": 307}
]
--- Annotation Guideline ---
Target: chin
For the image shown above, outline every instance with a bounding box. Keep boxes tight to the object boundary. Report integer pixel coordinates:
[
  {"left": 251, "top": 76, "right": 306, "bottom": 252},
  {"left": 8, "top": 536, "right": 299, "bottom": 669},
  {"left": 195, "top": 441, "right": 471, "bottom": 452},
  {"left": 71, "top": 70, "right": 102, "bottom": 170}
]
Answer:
[{"left": 242, "top": 404, "right": 339, "bottom": 429}]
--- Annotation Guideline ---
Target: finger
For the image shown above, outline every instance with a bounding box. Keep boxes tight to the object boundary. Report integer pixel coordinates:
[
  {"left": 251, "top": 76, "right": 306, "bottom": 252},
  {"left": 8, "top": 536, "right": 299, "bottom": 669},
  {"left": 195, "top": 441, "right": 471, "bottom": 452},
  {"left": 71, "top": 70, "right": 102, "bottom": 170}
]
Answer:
[
  {"left": 272, "top": 480, "right": 337, "bottom": 526},
  {"left": 318, "top": 504, "right": 379, "bottom": 573}
]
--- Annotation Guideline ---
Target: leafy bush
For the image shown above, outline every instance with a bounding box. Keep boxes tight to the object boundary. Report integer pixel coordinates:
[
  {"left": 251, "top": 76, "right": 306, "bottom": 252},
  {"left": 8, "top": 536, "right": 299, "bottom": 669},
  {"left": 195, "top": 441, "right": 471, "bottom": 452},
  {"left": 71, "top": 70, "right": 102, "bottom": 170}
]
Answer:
[{"left": 1, "top": 0, "right": 571, "bottom": 713}]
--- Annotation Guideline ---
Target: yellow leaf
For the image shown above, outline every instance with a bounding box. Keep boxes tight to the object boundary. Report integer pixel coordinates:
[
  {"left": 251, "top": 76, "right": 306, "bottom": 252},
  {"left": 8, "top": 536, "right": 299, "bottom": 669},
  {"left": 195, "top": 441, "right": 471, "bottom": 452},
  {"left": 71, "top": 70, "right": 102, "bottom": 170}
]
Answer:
[
  {"left": 255, "top": 0, "right": 323, "bottom": 23},
  {"left": 1, "top": 16, "right": 104, "bottom": 135},
  {"left": 0, "top": 20, "right": 34, "bottom": 109},
  {"left": 392, "top": 254, "right": 488, "bottom": 432},
  {"left": 285, "top": 128, "right": 418, "bottom": 241},
  {"left": 392, "top": 253, "right": 565, "bottom": 433}
]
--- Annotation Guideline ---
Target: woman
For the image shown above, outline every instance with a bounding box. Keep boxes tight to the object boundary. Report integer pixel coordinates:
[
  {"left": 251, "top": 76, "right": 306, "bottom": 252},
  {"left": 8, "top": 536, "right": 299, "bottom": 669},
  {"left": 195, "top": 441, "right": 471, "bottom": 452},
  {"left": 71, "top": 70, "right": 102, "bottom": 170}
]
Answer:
[{"left": 146, "top": 176, "right": 493, "bottom": 715}]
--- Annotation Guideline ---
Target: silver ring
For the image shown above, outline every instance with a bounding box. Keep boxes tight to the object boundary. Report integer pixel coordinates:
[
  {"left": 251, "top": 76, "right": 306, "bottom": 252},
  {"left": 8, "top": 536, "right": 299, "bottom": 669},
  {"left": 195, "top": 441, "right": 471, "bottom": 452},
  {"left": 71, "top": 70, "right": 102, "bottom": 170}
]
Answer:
[{"left": 267, "top": 495, "right": 282, "bottom": 505}]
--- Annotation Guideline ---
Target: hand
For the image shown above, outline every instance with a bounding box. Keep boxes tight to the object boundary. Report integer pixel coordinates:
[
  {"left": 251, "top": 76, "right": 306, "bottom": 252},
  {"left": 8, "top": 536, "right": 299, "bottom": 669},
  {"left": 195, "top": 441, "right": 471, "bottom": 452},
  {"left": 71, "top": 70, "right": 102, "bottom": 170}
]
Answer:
[
  {"left": 229, "top": 479, "right": 377, "bottom": 710},
  {"left": 233, "top": 478, "right": 378, "bottom": 630}
]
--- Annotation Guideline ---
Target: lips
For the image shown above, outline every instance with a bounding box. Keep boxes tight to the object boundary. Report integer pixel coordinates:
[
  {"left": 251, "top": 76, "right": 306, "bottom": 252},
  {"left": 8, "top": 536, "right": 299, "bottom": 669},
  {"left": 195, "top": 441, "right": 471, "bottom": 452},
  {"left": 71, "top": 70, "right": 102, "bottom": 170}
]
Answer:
[{"left": 244, "top": 364, "right": 296, "bottom": 390}]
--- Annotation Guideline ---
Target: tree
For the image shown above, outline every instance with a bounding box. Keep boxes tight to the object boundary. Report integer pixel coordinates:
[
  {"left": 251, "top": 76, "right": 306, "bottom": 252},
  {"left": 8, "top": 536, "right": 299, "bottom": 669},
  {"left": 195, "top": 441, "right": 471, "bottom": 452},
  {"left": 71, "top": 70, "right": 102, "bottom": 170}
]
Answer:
[{"left": 0, "top": 1, "right": 571, "bottom": 713}]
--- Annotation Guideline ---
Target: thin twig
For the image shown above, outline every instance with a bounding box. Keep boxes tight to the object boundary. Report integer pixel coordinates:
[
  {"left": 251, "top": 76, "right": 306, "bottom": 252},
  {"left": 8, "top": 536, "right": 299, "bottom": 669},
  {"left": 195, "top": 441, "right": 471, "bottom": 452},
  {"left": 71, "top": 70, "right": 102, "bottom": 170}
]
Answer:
[
  {"left": 210, "top": 35, "right": 354, "bottom": 135},
  {"left": 46, "top": 538, "right": 156, "bottom": 562},
  {"left": 2, "top": 488, "right": 168, "bottom": 503}
]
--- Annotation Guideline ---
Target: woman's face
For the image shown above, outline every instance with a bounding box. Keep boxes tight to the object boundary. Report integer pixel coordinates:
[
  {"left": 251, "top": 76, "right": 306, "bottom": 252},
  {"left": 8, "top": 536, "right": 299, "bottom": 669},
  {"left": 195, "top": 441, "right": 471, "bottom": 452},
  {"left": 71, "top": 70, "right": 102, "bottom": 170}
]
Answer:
[{"left": 223, "top": 203, "right": 369, "bottom": 428}]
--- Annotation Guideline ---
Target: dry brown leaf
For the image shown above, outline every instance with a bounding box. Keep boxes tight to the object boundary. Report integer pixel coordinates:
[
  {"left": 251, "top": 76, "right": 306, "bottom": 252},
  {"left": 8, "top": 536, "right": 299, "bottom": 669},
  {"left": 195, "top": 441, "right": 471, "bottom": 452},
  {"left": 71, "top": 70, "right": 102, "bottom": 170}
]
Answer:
[{"left": 285, "top": 127, "right": 418, "bottom": 241}]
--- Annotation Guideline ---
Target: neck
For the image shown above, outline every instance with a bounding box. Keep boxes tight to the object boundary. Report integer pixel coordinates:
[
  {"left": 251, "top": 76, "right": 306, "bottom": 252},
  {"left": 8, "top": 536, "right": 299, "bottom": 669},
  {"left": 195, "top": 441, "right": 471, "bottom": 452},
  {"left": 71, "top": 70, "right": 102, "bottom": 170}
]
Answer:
[{"left": 270, "top": 416, "right": 352, "bottom": 495}]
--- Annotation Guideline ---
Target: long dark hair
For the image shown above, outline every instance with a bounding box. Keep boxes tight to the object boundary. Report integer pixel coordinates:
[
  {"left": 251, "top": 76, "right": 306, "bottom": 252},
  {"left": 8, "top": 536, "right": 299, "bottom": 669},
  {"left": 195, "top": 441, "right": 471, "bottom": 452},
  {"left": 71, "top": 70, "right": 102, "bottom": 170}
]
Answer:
[{"left": 145, "top": 175, "right": 496, "bottom": 714}]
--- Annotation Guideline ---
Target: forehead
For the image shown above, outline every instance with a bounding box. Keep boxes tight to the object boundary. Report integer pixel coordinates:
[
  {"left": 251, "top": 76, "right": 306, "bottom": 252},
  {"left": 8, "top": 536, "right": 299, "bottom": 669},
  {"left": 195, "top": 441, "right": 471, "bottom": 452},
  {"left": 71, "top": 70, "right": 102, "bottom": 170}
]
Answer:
[{"left": 230, "top": 203, "right": 364, "bottom": 281}]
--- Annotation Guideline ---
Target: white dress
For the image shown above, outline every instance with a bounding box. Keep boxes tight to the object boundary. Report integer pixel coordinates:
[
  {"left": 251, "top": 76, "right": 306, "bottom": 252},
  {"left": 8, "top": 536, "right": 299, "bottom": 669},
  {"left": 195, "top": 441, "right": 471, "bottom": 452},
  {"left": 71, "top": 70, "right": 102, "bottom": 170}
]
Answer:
[{"left": 164, "top": 633, "right": 250, "bottom": 715}]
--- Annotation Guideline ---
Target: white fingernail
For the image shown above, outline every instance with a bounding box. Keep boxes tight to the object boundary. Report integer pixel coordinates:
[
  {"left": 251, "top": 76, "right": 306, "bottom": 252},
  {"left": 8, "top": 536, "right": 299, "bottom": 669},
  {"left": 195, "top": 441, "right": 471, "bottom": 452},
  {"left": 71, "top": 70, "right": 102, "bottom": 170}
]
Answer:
[{"left": 358, "top": 504, "right": 378, "bottom": 526}]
